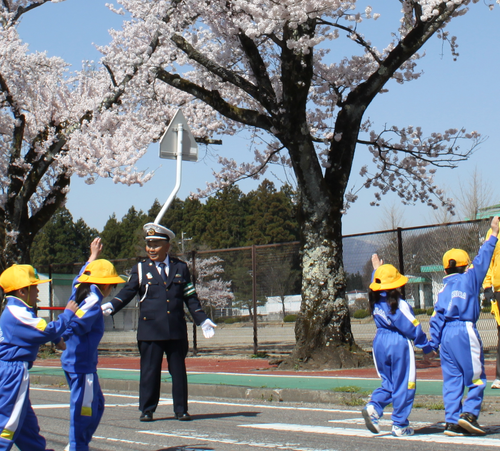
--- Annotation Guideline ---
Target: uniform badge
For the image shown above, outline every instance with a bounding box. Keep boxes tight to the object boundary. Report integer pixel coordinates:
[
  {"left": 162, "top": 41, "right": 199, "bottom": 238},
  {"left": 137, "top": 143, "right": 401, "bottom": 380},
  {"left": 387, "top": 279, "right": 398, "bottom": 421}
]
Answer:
[{"left": 146, "top": 272, "right": 153, "bottom": 279}]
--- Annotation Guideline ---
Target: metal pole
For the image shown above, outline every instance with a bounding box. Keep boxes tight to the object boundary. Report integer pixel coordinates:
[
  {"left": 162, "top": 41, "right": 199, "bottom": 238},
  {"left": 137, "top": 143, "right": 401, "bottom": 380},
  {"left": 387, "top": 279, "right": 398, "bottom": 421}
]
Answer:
[
  {"left": 397, "top": 227, "right": 406, "bottom": 299},
  {"left": 191, "top": 250, "right": 198, "bottom": 355},
  {"left": 49, "top": 264, "right": 54, "bottom": 323},
  {"left": 252, "top": 245, "right": 258, "bottom": 355},
  {"left": 154, "top": 124, "right": 184, "bottom": 224}
]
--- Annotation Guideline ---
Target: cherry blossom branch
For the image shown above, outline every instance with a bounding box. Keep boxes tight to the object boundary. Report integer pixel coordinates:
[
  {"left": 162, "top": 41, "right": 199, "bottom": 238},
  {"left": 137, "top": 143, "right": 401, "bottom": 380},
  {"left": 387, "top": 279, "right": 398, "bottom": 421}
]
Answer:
[{"left": 155, "top": 67, "right": 273, "bottom": 130}]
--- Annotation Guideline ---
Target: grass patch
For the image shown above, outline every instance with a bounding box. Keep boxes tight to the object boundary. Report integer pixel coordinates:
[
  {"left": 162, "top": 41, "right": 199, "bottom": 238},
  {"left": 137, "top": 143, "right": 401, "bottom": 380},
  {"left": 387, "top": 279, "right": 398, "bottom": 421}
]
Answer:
[
  {"left": 331, "top": 386, "right": 372, "bottom": 396},
  {"left": 251, "top": 352, "right": 269, "bottom": 359},
  {"left": 331, "top": 385, "right": 372, "bottom": 407},
  {"left": 413, "top": 400, "right": 445, "bottom": 410},
  {"left": 340, "top": 396, "right": 366, "bottom": 407}
]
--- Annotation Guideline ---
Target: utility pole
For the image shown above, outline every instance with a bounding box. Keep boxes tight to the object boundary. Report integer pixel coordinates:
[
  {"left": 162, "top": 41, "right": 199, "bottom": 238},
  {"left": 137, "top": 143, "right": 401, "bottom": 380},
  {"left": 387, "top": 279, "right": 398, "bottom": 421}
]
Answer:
[{"left": 179, "top": 231, "right": 192, "bottom": 254}]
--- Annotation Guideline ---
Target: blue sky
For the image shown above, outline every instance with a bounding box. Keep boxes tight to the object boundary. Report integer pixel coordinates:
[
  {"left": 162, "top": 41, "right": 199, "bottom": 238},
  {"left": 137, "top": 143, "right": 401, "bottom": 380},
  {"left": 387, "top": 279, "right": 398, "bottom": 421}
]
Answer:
[{"left": 17, "top": 0, "right": 500, "bottom": 235}]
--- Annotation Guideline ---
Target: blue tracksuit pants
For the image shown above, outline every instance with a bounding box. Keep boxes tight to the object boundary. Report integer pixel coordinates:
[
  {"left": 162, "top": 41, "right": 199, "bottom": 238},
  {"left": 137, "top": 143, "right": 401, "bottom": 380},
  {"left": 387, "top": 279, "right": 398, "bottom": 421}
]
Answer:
[
  {"left": 64, "top": 372, "right": 104, "bottom": 451},
  {"left": 440, "top": 321, "right": 485, "bottom": 423},
  {"left": 0, "top": 361, "right": 52, "bottom": 451},
  {"left": 369, "top": 329, "right": 416, "bottom": 427}
]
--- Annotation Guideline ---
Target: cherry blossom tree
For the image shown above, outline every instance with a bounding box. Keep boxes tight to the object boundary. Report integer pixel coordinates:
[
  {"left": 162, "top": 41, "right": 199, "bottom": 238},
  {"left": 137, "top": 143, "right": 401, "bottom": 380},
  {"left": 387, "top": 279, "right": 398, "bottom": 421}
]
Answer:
[
  {"left": 189, "top": 256, "right": 234, "bottom": 318},
  {"left": 99, "top": 0, "right": 498, "bottom": 367},
  {"left": 0, "top": 0, "right": 164, "bottom": 269}
]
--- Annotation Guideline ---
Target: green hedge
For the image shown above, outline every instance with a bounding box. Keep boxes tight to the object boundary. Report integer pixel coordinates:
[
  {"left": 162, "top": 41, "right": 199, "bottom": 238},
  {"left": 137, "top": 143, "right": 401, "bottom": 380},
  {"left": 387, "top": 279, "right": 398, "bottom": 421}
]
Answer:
[
  {"left": 283, "top": 314, "right": 297, "bottom": 322},
  {"left": 353, "top": 309, "right": 370, "bottom": 319}
]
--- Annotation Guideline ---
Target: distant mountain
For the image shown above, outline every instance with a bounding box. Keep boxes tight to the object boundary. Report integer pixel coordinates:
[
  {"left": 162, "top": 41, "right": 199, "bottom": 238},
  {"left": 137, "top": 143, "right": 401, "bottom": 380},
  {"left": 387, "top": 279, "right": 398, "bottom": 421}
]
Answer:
[{"left": 342, "top": 236, "right": 378, "bottom": 274}]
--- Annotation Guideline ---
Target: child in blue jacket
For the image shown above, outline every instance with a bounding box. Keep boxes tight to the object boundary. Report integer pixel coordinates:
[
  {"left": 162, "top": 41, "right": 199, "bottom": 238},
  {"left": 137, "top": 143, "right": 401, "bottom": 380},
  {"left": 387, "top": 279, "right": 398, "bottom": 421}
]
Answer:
[
  {"left": 0, "top": 264, "right": 78, "bottom": 451},
  {"left": 429, "top": 216, "right": 499, "bottom": 436},
  {"left": 61, "top": 238, "right": 125, "bottom": 451},
  {"left": 362, "top": 264, "right": 434, "bottom": 437}
]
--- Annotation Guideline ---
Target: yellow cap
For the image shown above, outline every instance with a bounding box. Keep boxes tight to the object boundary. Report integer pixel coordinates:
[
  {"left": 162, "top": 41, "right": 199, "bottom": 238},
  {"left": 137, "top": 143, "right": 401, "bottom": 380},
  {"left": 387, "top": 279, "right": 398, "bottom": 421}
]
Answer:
[
  {"left": 77, "top": 260, "right": 126, "bottom": 285},
  {"left": 369, "top": 264, "right": 408, "bottom": 291},
  {"left": 442, "top": 248, "right": 470, "bottom": 269},
  {"left": 0, "top": 264, "right": 51, "bottom": 293}
]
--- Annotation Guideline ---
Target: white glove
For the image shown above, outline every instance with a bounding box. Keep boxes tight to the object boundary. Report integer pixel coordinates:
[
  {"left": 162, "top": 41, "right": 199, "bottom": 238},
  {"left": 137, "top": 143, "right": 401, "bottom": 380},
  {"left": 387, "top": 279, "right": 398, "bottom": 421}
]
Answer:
[
  {"left": 101, "top": 302, "right": 114, "bottom": 317},
  {"left": 201, "top": 319, "right": 217, "bottom": 339}
]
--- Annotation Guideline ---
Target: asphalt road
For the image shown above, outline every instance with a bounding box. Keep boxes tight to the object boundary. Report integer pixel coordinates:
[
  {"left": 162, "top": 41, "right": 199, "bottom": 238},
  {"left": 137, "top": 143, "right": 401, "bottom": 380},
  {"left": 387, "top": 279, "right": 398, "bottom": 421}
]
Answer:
[{"left": 32, "top": 385, "right": 500, "bottom": 451}]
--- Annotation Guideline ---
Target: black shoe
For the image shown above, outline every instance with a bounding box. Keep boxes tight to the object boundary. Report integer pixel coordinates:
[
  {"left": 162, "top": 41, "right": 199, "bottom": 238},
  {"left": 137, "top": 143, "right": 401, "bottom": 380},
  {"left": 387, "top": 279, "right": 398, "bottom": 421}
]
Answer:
[
  {"left": 140, "top": 411, "right": 154, "bottom": 422},
  {"left": 458, "top": 412, "right": 485, "bottom": 435},
  {"left": 174, "top": 412, "right": 192, "bottom": 421},
  {"left": 444, "top": 422, "right": 469, "bottom": 436}
]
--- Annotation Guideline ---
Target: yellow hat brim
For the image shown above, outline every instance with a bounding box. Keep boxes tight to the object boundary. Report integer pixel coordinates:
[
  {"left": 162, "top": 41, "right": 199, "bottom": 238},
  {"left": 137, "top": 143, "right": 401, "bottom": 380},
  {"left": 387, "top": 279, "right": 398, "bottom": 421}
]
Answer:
[
  {"left": 370, "top": 275, "right": 408, "bottom": 291},
  {"left": 77, "top": 275, "right": 126, "bottom": 285}
]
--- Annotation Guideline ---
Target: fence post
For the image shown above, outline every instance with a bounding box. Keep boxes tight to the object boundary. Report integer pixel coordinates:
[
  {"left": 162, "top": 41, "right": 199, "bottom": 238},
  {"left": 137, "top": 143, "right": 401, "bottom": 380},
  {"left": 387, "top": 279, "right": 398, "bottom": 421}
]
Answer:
[
  {"left": 48, "top": 264, "right": 54, "bottom": 323},
  {"left": 397, "top": 227, "right": 406, "bottom": 299},
  {"left": 252, "top": 245, "right": 258, "bottom": 355},
  {"left": 191, "top": 250, "right": 198, "bottom": 355}
]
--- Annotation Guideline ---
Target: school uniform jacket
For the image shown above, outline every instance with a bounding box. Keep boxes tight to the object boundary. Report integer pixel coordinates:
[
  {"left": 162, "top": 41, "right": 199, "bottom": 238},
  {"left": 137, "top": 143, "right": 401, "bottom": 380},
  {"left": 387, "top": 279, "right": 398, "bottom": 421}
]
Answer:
[
  {"left": 372, "top": 295, "right": 432, "bottom": 354},
  {"left": 109, "top": 257, "right": 208, "bottom": 341},
  {"left": 429, "top": 234, "right": 497, "bottom": 349},
  {"left": 0, "top": 296, "right": 76, "bottom": 367},
  {"left": 61, "top": 284, "right": 105, "bottom": 374}
]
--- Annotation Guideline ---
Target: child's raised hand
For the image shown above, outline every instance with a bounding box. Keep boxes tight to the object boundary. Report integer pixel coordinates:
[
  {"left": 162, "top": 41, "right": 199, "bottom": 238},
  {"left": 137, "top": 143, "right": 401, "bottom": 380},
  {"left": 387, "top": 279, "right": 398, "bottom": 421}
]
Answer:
[
  {"left": 65, "top": 300, "right": 79, "bottom": 313},
  {"left": 491, "top": 216, "right": 500, "bottom": 237},
  {"left": 371, "top": 253, "right": 383, "bottom": 270},
  {"left": 89, "top": 237, "right": 103, "bottom": 262}
]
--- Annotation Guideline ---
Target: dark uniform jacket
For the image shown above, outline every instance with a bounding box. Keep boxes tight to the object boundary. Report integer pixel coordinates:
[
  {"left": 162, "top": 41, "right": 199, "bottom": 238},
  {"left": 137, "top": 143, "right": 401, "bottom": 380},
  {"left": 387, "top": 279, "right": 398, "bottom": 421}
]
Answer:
[{"left": 110, "top": 257, "right": 207, "bottom": 341}]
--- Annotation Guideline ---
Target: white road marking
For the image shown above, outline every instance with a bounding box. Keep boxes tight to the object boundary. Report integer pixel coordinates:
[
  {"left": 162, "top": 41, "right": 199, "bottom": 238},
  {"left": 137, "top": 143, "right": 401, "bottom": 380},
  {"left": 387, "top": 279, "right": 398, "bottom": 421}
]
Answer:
[
  {"left": 30, "top": 387, "right": 366, "bottom": 414},
  {"left": 138, "top": 430, "right": 338, "bottom": 451},
  {"left": 328, "top": 418, "right": 432, "bottom": 428},
  {"left": 190, "top": 399, "right": 364, "bottom": 414},
  {"left": 93, "top": 435, "right": 150, "bottom": 446},
  {"left": 239, "top": 423, "right": 500, "bottom": 446}
]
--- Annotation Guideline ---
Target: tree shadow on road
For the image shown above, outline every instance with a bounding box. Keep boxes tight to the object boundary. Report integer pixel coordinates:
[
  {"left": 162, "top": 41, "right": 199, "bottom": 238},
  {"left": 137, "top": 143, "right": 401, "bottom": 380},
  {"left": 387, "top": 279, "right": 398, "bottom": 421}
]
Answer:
[
  {"left": 153, "top": 411, "right": 260, "bottom": 421},
  {"left": 156, "top": 446, "right": 214, "bottom": 451}
]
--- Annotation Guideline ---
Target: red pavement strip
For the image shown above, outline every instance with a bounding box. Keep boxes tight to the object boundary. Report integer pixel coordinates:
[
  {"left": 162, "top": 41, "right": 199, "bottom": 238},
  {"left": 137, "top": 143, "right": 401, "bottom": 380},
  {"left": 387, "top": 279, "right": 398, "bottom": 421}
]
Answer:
[{"left": 36, "top": 356, "right": 498, "bottom": 380}]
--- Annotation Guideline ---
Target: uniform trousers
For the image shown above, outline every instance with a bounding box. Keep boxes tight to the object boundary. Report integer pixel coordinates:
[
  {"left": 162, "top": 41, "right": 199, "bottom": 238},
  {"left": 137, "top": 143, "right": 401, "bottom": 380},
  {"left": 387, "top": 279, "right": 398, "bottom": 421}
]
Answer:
[
  {"left": 138, "top": 339, "right": 189, "bottom": 414},
  {"left": 440, "top": 321, "right": 485, "bottom": 423},
  {"left": 0, "top": 361, "right": 52, "bottom": 451},
  {"left": 64, "top": 372, "right": 105, "bottom": 451},
  {"left": 369, "top": 329, "right": 416, "bottom": 427}
]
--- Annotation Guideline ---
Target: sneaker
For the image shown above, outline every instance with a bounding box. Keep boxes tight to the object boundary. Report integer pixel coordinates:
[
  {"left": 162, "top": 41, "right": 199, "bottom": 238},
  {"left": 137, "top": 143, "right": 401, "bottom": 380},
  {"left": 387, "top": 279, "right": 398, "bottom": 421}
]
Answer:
[
  {"left": 392, "top": 425, "right": 414, "bottom": 437},
  {"left": 458, "top": 412, "right": 486, "bottom": 435},
  {"left": 362, "top": 404, "right": 380, "bottom": 433},
  {"left": 491, "top": 379, "right": 500, "bottom": 389},
  {"left": 444, "top": 422, "right": 469, "bottom": 436}
]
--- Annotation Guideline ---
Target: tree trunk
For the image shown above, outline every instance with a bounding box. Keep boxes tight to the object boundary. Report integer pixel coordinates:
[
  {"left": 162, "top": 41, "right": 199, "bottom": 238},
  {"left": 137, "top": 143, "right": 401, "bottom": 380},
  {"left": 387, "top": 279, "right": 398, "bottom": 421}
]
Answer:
[
  {"left": 277, "top": 127, "right": 370, "bottom": 369},
  {"left": 280, "top": 189, "right": 370, "bottom": 370}
]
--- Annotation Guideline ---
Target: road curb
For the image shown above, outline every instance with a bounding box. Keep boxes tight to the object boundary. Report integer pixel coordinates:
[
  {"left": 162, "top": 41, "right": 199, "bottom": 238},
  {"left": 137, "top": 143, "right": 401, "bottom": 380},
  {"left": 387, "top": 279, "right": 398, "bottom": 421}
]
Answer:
[{"left": 32, "top": 374, "right": 500, "bottom": 412}]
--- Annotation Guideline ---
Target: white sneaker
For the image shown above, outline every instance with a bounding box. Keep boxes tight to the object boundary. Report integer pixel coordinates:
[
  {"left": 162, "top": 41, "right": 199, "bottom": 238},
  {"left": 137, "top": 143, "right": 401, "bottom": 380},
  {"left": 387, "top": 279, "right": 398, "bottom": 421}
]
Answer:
[
  {"left": 491, "top": 379, "right": 500, "bottom": 389},
  {"left": 362, "top": 404, "right": 380, "bottom": 433},
  {"left": 392, "top": 425, "right": 414, "bottom": 436}
]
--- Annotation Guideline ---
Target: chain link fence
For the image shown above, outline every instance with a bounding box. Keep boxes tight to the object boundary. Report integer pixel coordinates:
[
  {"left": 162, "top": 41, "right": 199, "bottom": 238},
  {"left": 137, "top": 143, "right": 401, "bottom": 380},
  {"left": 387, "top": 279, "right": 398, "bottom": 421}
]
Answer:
[{"left": 36, "top": 218, "right": 498, "bottom": 355}]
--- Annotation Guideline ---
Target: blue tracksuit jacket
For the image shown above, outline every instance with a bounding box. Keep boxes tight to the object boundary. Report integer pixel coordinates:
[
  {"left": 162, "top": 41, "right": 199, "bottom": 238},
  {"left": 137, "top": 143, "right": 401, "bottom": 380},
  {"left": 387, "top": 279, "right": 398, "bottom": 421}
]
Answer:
[
  {"left": 369, "top": 295, "right": 431, "bottom": 427},
  {"left": 429, "top": 234, "right": 497, "bottom": 423},
  {"left": 60, "top": 263, "right": 105, "bottom": 451},
  {"left": 0, "top": 296, "right": 75, "bottom": 451}
]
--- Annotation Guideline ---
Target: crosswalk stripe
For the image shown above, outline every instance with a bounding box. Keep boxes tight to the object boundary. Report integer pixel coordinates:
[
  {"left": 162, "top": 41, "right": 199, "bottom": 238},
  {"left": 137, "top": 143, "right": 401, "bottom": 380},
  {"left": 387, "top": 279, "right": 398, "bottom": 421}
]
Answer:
[
  {"left": 238, "top": 423, "right": 500, "bottom": 447},
  {"left": 139, "top": 430, "right": 338, "bottom": 451}
]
